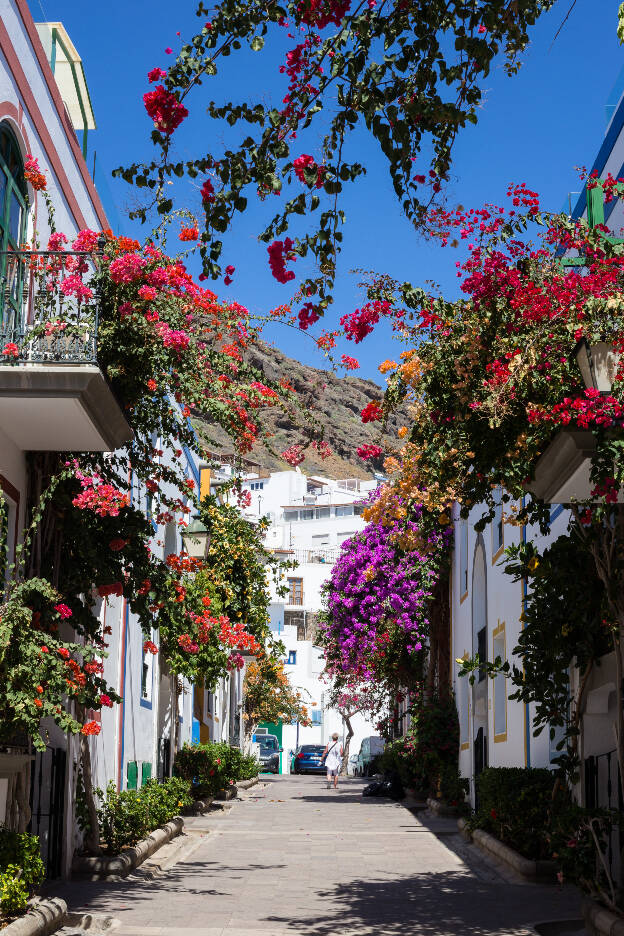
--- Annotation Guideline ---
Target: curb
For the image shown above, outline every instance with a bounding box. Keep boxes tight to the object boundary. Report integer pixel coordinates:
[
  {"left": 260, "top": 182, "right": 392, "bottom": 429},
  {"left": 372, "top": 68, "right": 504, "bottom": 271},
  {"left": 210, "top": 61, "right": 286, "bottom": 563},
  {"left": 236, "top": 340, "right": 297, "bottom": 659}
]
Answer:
[
  {"left": 2, "top": 898, "right": 67, "bottom": 936},
  {"left": 185, "top": 797, "right": 214, "bottom": 815},
  {"left": 582, "top": 897, "right": 624, "bottom": 936},
  {"left": 72, "top": 816, "right": 184, "bottom": 880},
  {"left": 237, "top": 776, "right": 259, "bottom": 791},
  {"left": 463, "top": 824, "right": 556, "bottom": 882}
]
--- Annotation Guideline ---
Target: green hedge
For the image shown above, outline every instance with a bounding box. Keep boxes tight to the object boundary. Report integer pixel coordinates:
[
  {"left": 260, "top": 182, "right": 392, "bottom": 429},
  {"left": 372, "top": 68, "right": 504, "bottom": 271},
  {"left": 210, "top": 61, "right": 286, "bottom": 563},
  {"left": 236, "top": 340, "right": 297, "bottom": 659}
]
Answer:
[
  {"left": 471, "top": 766, "right": 555, "bottom": 860},
  {"left": 174, "top": 742, "right": 258, "bottom": 798},
  {"left": 97, "top": 776, "right": 192, "bottom": 855},
  {"left": 0, "top": 827, "right": 44, "bottom": 916},
  {"left": 377, "top": 695, "right": 467, "bottom": 804}
]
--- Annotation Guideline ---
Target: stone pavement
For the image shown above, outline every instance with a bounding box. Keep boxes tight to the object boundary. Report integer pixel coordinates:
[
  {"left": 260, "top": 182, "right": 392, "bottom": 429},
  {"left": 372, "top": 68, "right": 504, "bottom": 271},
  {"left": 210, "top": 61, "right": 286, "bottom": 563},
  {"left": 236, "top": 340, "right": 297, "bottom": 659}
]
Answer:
[{"left": 51, "top": 775, "right": 583, "bottom": 936}]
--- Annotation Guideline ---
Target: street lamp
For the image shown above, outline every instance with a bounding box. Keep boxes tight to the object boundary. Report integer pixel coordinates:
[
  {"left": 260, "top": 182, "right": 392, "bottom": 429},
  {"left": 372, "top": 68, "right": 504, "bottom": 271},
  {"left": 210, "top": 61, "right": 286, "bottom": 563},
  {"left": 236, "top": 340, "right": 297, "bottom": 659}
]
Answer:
[
  {"left": 572, "top": 338, "right": 621, "bottom": 395},
  {"left": 181, "top": 516, "right": 210, "bottom": 559}
]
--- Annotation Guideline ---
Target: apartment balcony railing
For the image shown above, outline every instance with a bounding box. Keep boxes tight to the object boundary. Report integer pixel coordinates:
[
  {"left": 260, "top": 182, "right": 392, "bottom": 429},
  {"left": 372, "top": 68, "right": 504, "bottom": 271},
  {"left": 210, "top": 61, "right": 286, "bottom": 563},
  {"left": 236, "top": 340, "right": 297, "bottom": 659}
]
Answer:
[
  {"left": 0, "top": 249, "right": 99, "bottom": 364},
  {"left": 273, "top": 547, "right": 339, "bottom": 565},
  {"left": 0, "top": 248, "right": 132, "bottom": 452}
]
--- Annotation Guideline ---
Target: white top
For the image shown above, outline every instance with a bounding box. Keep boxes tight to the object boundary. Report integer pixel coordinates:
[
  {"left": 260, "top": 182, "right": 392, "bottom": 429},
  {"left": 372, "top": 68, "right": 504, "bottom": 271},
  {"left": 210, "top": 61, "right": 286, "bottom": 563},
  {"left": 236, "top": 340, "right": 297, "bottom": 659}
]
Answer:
[{"left": 324, "top": 741, "right": 343, "bottom": 770}]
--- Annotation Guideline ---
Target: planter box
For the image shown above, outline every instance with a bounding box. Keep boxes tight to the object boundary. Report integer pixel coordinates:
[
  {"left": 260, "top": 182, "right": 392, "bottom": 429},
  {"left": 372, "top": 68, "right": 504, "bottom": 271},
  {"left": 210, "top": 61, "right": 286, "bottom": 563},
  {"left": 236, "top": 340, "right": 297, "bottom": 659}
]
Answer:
[
  {"left": 72, "top": 816, "right": 184, "bottom": 880},
  {"left": 426, "top": 797, "right": 461, "bottom": 818},
  {"left": 582, "top": 896, "right": 624, "bottom": 936},
  {"left": 460, "top": 822, "right": 557, "bottom": 882},
  {"left": 214, "top": 786, "right": 237, "bottom": 801},
  {"left": 1, "top": 897, "right": 67, "bottom": 936}
]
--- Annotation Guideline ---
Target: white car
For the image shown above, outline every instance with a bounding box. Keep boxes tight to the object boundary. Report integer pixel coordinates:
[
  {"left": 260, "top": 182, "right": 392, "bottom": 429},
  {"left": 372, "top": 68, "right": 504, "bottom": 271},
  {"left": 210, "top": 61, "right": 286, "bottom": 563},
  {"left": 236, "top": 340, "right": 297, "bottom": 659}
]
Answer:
[{"left": 347, "top": 753, "right": 359, "bottom": 777}]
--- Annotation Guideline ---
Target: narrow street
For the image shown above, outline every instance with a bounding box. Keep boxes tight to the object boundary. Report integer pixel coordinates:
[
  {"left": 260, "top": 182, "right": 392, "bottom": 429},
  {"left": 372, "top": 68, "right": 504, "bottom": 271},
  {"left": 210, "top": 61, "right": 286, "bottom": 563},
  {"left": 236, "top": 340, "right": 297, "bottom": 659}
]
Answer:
[{"left": 53, "top": 776, "right": 578, "bottom": 936}]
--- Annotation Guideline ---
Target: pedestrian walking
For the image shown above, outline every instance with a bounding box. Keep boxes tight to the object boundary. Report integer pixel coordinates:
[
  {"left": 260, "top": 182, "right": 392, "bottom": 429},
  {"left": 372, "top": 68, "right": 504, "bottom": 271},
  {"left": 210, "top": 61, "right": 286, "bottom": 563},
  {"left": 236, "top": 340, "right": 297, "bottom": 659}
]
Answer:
[{"left": 322, "top": 733, "right": 343, "bottom": 789}]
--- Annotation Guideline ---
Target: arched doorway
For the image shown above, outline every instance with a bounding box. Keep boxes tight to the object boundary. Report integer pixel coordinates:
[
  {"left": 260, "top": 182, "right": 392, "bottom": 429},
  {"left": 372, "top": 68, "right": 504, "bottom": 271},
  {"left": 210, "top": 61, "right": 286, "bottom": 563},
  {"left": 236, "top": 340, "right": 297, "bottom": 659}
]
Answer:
[{"left": 472, "top": 537, "right": 488, "bottom": 791}]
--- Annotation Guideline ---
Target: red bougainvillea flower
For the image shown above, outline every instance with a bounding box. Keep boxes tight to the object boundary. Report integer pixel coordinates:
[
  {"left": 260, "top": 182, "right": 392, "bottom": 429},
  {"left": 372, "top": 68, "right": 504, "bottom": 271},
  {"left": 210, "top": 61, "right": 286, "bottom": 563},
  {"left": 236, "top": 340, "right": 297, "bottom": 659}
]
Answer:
[
  {"left": 298, "top": 302, "right": 320, "bottom": 330},
  {"left": 147, "top": 379, "right": 158, "bottom": 391},
  {"left": 54, "top": 603, "right": 73, "bottom": 619},
  {"left": 293, "top": 154, "right": 325, "bottom": 188},
  {"left": 143, "top": 640, "right": 159, "bottom": 655},
  {"left": 143, "top": 85, "right": 188, "bottom": 135},
  {"left": 24, "top": 154, "right": 46, "bottom": 191},
  {"left": 57, "top": 647, "right": 70, "bottom": 659},
  {"left": 40, "top": 646, "right": 49, "bottom": 654},
  {"left": 109, "top": 538, "right": 128, "bottom": 552},
  {"left": 341, "top": 354, "right": 360, "bottom": 370},
  {"left": 357, "top": 444, "right": 384, "bottom": 460},
  {"left": 2, "top": 343, "right": 19, "bottom": 358},
  {"left": 201, "top": 179, "right": 215, "bottom": 203},
  {"left": 268, "top": 238, "right": 296, "bottom": 283},
  {"left": 148, "top": 66, "right": 167, "bottom": 83},
  {"left": 282, "top": 443, "right": 305, "bottom": 467},
  {"left": 138, "top": 285, "right": 157, "bottom": 301},
  {"left": 99, "top": 694, "right": 113, "bottom": 707},
  {"left": 81, "top": 721, "right": 101, "bottom": 736},
  {"left": 34, "top": 699, "right": 43, "bottom": 708},
  {"left": 361, "top": 400, "right": 383, "bottom": 423},
  {"left": 179, "top": 227, "right": 199, "bottom": 242}
]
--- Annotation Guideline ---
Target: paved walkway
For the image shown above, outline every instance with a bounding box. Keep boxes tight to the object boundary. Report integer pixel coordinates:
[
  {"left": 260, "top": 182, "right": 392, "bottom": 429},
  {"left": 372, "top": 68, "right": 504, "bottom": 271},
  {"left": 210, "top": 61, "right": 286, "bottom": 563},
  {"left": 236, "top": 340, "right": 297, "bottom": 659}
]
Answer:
[{"left": 53, "top": 775, "right": 582, "bottom": 936}]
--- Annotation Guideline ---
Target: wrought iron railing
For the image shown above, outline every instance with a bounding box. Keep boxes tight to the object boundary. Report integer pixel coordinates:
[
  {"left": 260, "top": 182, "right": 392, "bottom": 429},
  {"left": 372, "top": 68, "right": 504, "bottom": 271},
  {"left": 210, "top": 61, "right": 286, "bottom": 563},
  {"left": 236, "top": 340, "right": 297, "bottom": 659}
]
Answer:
[
  {"left": 0, "top": 247, "right": 103, "bottom": 365},
  {"left": 272, "top": 547, "right": 339, "bottom": 565}
]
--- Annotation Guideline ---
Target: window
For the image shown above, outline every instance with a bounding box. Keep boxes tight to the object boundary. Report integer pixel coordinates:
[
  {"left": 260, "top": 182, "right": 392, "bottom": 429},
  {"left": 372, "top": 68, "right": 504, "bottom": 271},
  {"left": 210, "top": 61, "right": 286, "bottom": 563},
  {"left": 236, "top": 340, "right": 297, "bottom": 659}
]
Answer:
[
  {"left": 477, "top": 626, "right": 487, "bottom": 683},
  {"left": 335, "top": 506, "right": 354, "bottom": 517},
  {"left": 458, "top": 657, "right": 469, "bottom": 747},
  {"left": 300, "top": 508, "right": 315, "bottom": 520},
  {"left": 311, "top": 709, "right": 322, "bottom": 725},
  {"left": 287, "top": 650, "right": 297, "bottom": 665},
  {"left": 0, "top": 124, "right": 27, "bottom": 326},
  {"left": 316, "top": 506, "right": 330, "bottom": 519},
  {"left": 250, "top": 481, "right": 264, "bottom": 491},
  {"left": 493, "top": 624, "right": 507, "bottom": 741},
  {"left": 354, "top": 505, "right": 364, "bottom": 516},
  {"left": 459, "top": 519, "right": 469, "bottom": 598},
  {"left": 288, "top": 577, "right": 303, "bottom": 605},
  {"left": 492, "top": 488, "right": 504, "bottom": 558},
  {"left": 141, "top": 639, "right": 153, "bottom": 703}
]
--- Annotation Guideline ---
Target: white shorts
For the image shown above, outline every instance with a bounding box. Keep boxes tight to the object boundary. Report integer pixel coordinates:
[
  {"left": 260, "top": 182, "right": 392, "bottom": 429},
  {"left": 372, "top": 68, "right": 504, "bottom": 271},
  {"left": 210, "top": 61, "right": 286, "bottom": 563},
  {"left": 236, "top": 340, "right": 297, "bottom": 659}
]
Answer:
[{"left": 326, "top": 767, "right": 339, "bottom": 776}]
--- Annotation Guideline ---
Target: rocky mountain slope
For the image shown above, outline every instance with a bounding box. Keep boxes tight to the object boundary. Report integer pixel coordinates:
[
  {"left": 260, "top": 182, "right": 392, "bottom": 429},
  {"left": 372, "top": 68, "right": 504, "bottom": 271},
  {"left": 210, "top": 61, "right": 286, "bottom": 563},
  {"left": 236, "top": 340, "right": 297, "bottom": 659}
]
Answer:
[{"left": 193, "top": 342, "right": 406, "bottom": 479}]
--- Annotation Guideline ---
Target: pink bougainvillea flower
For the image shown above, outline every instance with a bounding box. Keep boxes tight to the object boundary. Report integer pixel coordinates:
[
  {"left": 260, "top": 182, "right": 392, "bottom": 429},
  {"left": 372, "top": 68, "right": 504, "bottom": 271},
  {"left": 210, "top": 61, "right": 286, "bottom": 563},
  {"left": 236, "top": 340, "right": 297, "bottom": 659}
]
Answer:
[
  {"left": 54, "top": 603, "right": 73, "bottom": 619},
  {"left": 2, "top": 343, "right": 19, "bottom": 358}
]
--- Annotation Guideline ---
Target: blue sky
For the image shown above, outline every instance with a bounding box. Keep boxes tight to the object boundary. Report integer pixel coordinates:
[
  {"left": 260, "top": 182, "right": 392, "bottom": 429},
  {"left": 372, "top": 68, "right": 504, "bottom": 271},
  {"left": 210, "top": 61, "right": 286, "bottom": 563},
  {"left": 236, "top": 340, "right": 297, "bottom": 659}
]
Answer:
[{"left": 38, "top": 0, "right": 623, "bottom": 381}]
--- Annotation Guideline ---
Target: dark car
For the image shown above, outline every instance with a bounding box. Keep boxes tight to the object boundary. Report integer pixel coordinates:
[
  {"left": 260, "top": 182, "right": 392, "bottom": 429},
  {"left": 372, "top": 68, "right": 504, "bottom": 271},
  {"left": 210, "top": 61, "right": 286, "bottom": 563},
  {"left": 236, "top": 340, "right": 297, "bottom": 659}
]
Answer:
[
  {"left": 291, "top": 744, "right": 326, "bottom": 774},
  {"left": 257, "top": 735, "right": 281, "bottom": 774}
]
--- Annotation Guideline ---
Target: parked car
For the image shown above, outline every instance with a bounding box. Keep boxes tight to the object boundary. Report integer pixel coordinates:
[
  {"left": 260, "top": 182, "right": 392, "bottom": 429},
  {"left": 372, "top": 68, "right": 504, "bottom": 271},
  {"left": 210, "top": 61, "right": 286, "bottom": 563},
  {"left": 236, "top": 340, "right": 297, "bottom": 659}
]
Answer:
[
  {"left": 347, "top": 753, "right": 359, "bottom": 777},
  {"left": 256, "top": 734, "right": 281, "bottom": 774},
  {"left": 291, "top": 744, "right": 326, "bottom": 774},
  {"left": 355, "top": 736, "right": 385, "bottom": 777}
]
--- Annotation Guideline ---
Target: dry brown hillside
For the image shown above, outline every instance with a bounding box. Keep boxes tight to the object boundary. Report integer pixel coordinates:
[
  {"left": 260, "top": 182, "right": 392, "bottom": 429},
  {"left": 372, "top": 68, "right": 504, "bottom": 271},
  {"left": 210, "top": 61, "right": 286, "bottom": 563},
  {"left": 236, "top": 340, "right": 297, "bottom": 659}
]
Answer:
[{"left": 192, "top": 342, "right": 406, "bottom": 478}]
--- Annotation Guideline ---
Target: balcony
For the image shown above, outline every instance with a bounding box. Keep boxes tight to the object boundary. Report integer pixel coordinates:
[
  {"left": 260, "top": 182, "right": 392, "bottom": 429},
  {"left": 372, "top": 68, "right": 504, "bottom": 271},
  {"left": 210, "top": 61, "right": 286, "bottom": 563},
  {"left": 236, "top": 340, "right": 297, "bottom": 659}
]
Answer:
[{"left": 0, "top": 249, "right": 132, "bottom": 452}]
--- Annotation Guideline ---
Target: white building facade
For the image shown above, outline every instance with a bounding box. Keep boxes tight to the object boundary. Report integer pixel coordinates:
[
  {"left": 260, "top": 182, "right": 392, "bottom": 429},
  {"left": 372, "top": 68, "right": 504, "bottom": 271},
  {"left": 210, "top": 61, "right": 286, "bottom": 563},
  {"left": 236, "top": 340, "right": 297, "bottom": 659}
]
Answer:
[{"left": 240, "top": 468, "right": 383, "bottom": 770}]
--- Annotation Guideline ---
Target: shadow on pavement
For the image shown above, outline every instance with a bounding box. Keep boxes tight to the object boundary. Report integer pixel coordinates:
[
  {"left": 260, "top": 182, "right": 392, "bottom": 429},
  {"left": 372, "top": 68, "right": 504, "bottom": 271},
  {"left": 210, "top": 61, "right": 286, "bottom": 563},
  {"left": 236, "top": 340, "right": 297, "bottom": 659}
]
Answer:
[{"left": 265, "top": 869, "right": 579, "bottom": 936}]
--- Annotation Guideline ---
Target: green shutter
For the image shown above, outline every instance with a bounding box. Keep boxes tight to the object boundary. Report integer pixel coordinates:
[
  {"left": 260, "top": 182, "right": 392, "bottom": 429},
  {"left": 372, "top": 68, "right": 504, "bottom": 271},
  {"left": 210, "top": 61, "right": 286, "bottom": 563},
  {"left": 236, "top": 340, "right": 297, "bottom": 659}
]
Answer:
[
  {"left": 141, "top": 762, "right": 152, "bottom": 786},
  {"left": 127, "top": 760, "right": 138, "bottom": 790}
]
